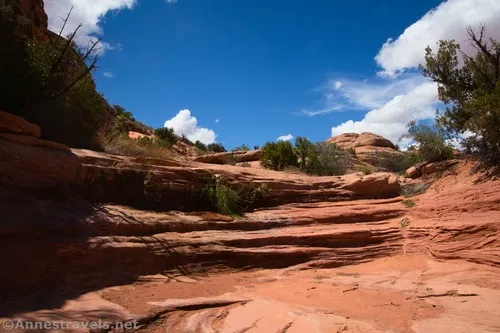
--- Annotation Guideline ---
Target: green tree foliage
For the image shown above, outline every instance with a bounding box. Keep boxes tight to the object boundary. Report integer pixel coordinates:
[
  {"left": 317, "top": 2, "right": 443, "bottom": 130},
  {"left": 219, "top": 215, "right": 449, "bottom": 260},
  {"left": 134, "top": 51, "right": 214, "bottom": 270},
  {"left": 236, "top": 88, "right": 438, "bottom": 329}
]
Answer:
[
  {"left": 231, "top": 144, "right": 250, "bottom": 152},
  {"left": 113, "top": 104, "right": 135, "bottom": 122},
  {"left": 306, "top": 142, "right": 350, "bottom": 176},
  {"left": 401, "top": 121, "right": 453, "bottom": 162},
  {"left": 195, "top": 140, "right": 207, "bottom": 151},
  {"left": 293, "top": 136, "right": 314, "bottom": 170},
  {"left": 420, "top": 26, "right": 500, "bottom": 165},
  {"left": 260, "top": 141, "right": 298, "bottom": 171},
  {"left": 207, "top": 143, "right": 227, "bottom": 152},
  {"left": 154, "top": 127, "right": 178, "bottom": 147}
]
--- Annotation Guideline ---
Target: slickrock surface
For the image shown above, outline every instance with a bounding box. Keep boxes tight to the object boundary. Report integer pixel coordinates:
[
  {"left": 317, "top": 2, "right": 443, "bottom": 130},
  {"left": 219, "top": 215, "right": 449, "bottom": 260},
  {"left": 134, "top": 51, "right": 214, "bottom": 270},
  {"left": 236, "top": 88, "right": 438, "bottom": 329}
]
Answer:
[{"left": 1, "top": 113, "right": 499, "bottom": 332}]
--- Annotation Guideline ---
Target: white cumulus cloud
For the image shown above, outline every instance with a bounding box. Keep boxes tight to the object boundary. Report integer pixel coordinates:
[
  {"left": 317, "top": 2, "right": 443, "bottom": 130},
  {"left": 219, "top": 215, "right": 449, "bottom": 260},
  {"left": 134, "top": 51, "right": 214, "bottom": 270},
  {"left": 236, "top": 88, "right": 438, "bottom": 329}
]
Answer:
[
  {"left": 103, "top": 72, "right": 113, "bottom": 78},
  {"left": 375, "top": 0, "right": 500, "bottom": 77},
  {"left": 44, "top": 0, "right": 137, "bottom": 52},
  {"left": 334, "top": 81, "right": 342, "bottom": 90},
  {"left": 277, "top": 134, "right": 294, "bottom": 141},
  {"left": 331, "top": 81, "right": 439, "bottom": 144},
  {"left": 164, "top": 109, "right": 217, "bottom": 145}
]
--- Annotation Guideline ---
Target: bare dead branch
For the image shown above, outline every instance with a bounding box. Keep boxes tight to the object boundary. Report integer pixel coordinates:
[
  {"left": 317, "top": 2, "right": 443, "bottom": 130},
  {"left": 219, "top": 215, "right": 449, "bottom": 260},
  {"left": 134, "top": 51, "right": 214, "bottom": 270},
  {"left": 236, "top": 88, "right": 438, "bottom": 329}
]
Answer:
[
  {"left": 57, "top": 6, "right": 74, "bottom": 38},
  {"left": 50, "top": 55, "right": 99, "bottom": 101}
]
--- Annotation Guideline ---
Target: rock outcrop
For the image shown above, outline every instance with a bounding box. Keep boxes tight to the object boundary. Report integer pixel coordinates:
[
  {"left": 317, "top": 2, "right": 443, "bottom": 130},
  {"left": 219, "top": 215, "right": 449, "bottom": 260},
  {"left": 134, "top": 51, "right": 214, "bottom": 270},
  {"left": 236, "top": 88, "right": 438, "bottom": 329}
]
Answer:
[
  {"left": 327, "top": 132, "right": 402, "bottom": 164},
  {"left": 193, "top": 149, "right": 262, "bottom": 164}
]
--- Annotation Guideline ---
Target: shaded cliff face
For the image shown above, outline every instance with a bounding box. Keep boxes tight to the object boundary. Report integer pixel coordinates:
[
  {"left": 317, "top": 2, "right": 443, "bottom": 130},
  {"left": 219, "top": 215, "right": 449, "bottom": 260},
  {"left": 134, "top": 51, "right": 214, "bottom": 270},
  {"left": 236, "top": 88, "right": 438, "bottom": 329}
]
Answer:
[{"left": 0, "top": 0, "right": 49, "bottom": 41}]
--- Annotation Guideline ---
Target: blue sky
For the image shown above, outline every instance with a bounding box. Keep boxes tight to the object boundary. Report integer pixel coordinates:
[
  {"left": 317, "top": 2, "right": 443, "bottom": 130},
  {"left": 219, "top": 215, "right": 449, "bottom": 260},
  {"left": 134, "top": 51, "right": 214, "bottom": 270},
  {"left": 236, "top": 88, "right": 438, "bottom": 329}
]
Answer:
[{"left": 44, "top": 0, "right": 500, "bottom": 149}]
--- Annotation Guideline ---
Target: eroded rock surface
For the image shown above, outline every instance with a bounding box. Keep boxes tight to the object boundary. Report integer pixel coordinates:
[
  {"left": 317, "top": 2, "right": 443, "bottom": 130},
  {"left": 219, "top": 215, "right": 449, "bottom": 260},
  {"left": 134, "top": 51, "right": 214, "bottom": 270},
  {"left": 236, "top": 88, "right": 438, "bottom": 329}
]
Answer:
[{"left": 1, "top": 114, "right": 499, "bottom": 332}]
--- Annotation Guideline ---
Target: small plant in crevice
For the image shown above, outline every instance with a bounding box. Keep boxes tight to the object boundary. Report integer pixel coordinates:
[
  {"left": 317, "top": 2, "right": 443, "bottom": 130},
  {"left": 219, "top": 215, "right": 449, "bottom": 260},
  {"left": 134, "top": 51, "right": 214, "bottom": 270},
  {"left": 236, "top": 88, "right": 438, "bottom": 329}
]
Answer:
[
  {"left": 399, "top": 217, "right": 411, "bottom": 228},
  {"left": 399, "top": 183, "right": 430, "bottom": 197},
  {"left": 143, "top": 167, "right": 161, "bottom": 202},
  {"left": 402, "top": 199, "right": 416, "bottom": 208},
  {"left": 202, "top": 175, "right": 270, "bottom": 216}
]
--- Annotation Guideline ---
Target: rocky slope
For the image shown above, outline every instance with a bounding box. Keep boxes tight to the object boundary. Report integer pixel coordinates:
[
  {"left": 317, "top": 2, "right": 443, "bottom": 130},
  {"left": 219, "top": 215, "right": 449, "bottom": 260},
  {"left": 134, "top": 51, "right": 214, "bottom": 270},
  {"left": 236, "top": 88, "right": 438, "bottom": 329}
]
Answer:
[{"left": 1, "top": 112, "right": 499, "bottom": 332}]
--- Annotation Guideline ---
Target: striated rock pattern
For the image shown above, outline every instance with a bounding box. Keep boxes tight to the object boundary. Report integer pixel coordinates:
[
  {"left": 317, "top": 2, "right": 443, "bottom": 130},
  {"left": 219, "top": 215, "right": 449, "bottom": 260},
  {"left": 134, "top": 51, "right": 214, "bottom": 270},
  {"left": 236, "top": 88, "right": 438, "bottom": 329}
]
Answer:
[{"left": 1, "top": 114, "right": 500, "bottom": 332}]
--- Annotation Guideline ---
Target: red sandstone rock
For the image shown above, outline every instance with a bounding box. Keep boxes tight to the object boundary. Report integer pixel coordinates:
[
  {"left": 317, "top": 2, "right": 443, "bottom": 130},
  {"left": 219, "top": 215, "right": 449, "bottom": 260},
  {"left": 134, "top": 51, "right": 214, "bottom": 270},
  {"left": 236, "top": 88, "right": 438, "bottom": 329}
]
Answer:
[{"left": 0, "top": 111, "right": 41, "bottom": 137}]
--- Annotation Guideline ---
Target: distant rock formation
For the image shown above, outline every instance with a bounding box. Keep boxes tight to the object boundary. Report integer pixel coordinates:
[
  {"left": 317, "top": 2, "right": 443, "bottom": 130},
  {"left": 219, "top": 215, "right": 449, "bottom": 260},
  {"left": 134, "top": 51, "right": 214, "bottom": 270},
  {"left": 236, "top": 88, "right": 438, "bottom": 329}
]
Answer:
[{"left": 327, "top": 132, "right": 401, "bottom": 164}]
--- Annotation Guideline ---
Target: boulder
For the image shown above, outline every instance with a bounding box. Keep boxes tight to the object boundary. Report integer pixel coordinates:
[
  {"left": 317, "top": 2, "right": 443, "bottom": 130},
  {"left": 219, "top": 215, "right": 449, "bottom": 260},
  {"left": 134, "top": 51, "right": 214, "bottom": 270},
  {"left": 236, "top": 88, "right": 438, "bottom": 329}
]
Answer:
[
  {"left": 406, "top": 166, "right": 420, "bottom": 179},
  {"left": 0, "top": 111, "right": 41, "bottom": 138}
]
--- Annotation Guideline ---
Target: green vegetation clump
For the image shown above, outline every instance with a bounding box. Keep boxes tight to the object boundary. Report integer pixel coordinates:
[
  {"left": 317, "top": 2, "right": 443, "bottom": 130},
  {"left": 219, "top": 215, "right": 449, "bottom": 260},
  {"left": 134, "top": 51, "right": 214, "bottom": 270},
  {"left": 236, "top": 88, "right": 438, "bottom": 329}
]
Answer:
[
  {"left": 260, "top": 141, "right": 298, "bottom": 171},
  {"left": 261, "top": 138, "right": 351, "bottom": 176},
  {"left": 421, "top": 26, "right": 500, "bottom": 166},
  {"left": 372, "top": 151, "right": 423, "bottom": 173},
  {"left": 401, "top": 121, "right": 453, "bottom": 163},
  {"left": 154, "top": 127, "right": 178, "bottom": 147},
  {"left": 306, "top": 142, "right": 350, "bottom": 176},
  {"left": 195, "top": 140, "right": 207, "bottom": 151},
  {"left": 202, "top": 175, "right": 270, "bottom": 216},
  {"left": 207, "top": 143, "right": 227, "bottom": 153},
  {"left": 231, "top": 144, "right": 250, "bottom": 152}
]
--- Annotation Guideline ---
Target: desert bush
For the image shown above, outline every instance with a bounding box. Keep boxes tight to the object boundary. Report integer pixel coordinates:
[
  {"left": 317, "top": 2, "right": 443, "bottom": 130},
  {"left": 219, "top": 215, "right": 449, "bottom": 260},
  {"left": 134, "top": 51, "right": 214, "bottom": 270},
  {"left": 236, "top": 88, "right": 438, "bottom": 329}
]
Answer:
[
  {"left": 195, "top": 140, "right": 207, "bottom": 151},
  {"left": 202, "top": 176, "right": 270, "bottom": 216},
  {"left": 240, "top": 162, "right": 251, "bottom": 167},
  {"left": 421, "top": 26, "right": 500, "bottom": 165},
  {"left": 98, "top": 130, "right": 171, "bottom": 160},
  {"left": 207, "top": 143, "right": 226, "bottom": 152},
  {"left": 113, "top": 104, "right": 135, "bottom": 122},
  {"left": 306, "top": 142, "right": 350, "bottom": 176},
  {"left": 401, "top": 121, "right": 453, "bottom": 163},
  {"left": 294, "top": 136, "right": 314, "bottom": 170},
  {"left": 232, "top": 144, "right": 250, "bottom": 152},
  {"left": 154, "top": 127, "right": 178, "bottom": 147},
  {"left": 373, "top": 151, "right": 423, "bottom": 173},
  {"left": 359, "top": 165, "right": 374, "bottom": 175},
  {"left": 253, "top": 145, "right": 260, "bottom": 150},
  {"left": 260, "top": 141, "right": 298, "bottom": 171}
]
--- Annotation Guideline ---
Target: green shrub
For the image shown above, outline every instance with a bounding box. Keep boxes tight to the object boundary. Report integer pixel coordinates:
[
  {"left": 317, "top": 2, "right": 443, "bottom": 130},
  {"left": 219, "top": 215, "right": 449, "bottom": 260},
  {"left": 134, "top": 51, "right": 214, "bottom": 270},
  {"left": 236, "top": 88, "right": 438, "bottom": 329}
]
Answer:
[
  {"left": 359, "top": 165, "right": 374, "bottom": 175},
  {"left": 260, "top": 141, "right": 298, "bottom": 171},
  {"left": 207, "top": 143, "right": 226, "bottom": 152},
  {"left": 113, "top": 104, "right": 135, "bottom": 122},
  {"left": 373, "top": 151, "right": 423, "bottom": 173},
  {"left": 232, "top": 144, "right": 250, "bottom": 152},
  {"left": 306, "top": 142, "right": 350, "bottom": 176},
  {"left": 195, "top": 140, "right": 207, "bottom": 151},
  {"left": 202, "top": 176, "right": 270, "bottom": 216},
  {"left": 294, "top": 136, "right": 314, "bottom": 170},
  {"left": 401, "top": 121, "right": 453, "bottom": 163},
  {"left": 154, "top": 127, "right": 178, "bottom": 147}
]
